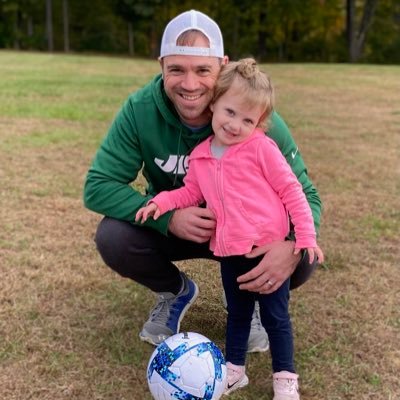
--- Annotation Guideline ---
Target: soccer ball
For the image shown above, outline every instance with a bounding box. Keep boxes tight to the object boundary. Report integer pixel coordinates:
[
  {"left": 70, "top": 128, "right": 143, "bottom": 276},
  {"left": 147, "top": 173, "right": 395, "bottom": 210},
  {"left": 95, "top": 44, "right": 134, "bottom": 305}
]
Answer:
[{"left": 147, "top": 332, "right": 227, "bottom": 400}]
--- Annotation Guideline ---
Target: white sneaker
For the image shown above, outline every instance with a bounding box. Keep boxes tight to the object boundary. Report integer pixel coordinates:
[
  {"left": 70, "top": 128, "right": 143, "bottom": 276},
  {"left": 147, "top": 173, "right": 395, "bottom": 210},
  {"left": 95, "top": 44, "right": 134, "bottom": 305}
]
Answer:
[
  {"left": 273, "top": 371, "right": 300, "bottom": 400},
  {"left": 224, "top": 362, "right": 249, "bottom": 395}
]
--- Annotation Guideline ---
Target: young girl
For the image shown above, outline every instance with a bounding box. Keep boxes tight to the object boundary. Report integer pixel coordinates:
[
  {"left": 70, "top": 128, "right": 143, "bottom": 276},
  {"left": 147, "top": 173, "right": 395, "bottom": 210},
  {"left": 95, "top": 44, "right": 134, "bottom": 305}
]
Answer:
[{"left": 136, "top": 58, "right": 324, "bottom": 399}]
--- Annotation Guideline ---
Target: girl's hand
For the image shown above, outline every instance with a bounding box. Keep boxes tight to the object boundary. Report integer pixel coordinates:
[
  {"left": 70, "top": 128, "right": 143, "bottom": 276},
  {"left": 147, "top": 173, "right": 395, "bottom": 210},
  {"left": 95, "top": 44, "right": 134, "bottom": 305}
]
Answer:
[
  {"left": 294, "top": 245, "right": 324, "bottom": 264},
  {"left": 135, "top": 203, "right": 160, "bottom": 223}
]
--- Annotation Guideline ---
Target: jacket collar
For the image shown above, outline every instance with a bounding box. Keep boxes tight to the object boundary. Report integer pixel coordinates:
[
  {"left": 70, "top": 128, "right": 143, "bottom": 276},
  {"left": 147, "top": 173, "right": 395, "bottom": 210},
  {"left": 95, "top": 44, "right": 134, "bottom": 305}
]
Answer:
[{"left": 190, "top": 129, "right": 265, "bottom": 160}]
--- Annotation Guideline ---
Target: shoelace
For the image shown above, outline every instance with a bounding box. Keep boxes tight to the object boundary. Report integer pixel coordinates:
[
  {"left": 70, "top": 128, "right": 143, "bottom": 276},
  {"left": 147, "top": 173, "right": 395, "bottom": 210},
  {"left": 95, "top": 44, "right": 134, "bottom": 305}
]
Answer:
[
  {"left": 275, "top": 378, "right": 298, "bottom": 394},
  {"left": 149, "top": 294, "right": 172, "bottom": 323}
]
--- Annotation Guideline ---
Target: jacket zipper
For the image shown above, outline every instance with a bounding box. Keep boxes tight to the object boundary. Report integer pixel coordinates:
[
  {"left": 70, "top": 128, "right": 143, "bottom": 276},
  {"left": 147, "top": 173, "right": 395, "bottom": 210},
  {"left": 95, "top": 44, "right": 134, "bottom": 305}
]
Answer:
[{"left": 215, "top": 160, "right": 228, "bottom": 255}]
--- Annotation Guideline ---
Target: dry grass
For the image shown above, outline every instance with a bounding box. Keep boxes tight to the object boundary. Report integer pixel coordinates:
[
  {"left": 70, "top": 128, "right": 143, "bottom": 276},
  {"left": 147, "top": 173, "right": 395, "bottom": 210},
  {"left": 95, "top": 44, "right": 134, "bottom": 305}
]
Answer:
[{"left": 0, "top": 51, "right": 399, "bottom": 399}]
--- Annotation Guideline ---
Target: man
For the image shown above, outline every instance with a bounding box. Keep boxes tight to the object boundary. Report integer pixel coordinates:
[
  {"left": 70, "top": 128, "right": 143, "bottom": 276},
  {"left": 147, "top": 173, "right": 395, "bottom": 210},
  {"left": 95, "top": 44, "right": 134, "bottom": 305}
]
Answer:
[{"left": 84, "top": 10, "right": 321, "bottom": 352}]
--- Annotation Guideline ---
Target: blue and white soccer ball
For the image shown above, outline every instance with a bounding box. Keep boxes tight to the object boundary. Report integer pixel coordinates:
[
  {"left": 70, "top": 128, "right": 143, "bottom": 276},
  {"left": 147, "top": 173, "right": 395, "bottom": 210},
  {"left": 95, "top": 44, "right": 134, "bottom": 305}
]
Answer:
[{"left": 147, "top": 332, "right": 227, "bottom": 400}]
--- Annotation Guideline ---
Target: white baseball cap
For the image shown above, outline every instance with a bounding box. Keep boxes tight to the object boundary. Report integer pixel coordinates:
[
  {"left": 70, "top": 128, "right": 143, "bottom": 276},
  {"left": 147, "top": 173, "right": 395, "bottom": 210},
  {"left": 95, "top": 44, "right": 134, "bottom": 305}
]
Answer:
[{"left": 160, "top": 10, "right": 224, "bottom": 58}]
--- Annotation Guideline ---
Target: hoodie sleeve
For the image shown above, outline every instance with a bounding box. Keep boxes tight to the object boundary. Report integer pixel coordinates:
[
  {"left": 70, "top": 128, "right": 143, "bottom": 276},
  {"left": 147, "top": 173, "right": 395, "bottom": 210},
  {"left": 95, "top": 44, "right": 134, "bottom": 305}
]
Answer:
[
  {"left": 83, "top": 96, "right": 173, "bottom": 235},
  {"left": 267, "top": 111, "right": 322, "bottom": 234}
]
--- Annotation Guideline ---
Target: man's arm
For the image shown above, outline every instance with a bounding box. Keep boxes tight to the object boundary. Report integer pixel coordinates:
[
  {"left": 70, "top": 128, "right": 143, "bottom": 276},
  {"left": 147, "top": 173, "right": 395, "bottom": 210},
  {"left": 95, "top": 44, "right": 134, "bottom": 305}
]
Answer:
[
  {"left": 83, "top": 98, "right": 172, "bottom": 235},
  {"left": 268, "top": 111, "right": 322, "bottom": 232},
  {"left": 84, "top": 96, "right": 216, "bottom": 240}
]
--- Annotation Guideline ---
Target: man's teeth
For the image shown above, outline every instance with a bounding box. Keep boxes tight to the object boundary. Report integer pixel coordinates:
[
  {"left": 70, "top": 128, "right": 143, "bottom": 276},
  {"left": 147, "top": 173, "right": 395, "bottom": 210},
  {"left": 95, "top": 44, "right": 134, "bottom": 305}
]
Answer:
[{"left": 182, "top": 94, "right": 201, "bottom": 100}]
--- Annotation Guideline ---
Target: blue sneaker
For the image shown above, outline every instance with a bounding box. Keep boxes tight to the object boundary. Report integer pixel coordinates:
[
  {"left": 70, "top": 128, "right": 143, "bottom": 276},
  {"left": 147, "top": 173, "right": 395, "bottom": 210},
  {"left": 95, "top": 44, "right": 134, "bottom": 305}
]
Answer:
[{"left": 139, "top": 272, "right": 199, "bottom": 346}]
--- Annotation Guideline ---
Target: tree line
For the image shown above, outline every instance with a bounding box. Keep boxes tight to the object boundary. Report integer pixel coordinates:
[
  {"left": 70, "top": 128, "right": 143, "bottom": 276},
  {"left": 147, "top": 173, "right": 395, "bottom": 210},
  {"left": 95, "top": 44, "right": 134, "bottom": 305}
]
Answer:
[{"left": 1, "top": 0, "right": 399, "bottom": 64}]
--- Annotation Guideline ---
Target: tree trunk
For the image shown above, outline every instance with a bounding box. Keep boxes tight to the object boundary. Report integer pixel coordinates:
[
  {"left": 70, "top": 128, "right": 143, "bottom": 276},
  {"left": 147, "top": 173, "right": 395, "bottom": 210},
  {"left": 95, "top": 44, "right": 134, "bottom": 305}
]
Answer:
[
  {"left": 231, "top": 10, "right": 239, "bottom": 60},
  {"left": 257, "top": 10, "right": 268, "bottom": 61},
  {"left": 27, "top": 16, "right": 33, "bottom": 37},
  {"left": 356, "top": 0, "right": 379, "bottom": 57},
  {"left": 128, "top": 22, "right": 134, "bottom": 56},
  {"left": 46, "top": 0, "right": 54, "bottom": 52},
  {"left": 27, "top": 16, "right": 33, "bottom": 50},
  {"left": 13, "top": 9, "right": 20, "bottom": 50},
  {"left": 150, "top": 24, "right": 158, "bottom": 58},
  {"left": 346, "top": 0, "right": 356, "bottom": 61},
  {"left": 63, "top": 0, "right": 70, "bottom": 52},
  {"left": 347, "top": 0, "right": 379, "bottom": 62}
]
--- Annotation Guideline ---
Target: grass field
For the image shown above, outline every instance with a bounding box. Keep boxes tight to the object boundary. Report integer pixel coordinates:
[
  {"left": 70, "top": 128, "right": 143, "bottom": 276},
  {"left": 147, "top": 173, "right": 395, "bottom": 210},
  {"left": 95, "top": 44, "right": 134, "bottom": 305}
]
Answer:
[{"left": 0, "top": 50, "right": 399, "bottom": 400}]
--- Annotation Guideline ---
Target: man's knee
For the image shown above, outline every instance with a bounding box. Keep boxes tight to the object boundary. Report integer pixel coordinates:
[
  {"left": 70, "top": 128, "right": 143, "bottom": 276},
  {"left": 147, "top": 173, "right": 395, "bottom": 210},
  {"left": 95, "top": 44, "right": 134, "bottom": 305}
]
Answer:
[
  {"left": 96, "top": 217, "right": 124, "bottom": 249},
  {"left": 94, "top": 217, "right": 135, "bottom": 264}
]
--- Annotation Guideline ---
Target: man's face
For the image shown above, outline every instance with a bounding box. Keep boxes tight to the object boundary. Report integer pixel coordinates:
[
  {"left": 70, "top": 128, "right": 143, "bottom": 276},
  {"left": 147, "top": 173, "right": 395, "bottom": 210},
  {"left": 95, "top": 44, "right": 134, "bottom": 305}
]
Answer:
[{"left": 160, "top": 36, "right": 227, "bottom": 127}]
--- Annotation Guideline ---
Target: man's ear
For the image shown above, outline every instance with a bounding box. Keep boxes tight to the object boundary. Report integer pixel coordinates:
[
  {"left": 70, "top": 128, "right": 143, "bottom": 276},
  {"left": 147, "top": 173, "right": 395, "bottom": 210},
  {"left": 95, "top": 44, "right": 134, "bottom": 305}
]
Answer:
[{"left": 222, "top": 55, "right": 229, "bottom": 65}]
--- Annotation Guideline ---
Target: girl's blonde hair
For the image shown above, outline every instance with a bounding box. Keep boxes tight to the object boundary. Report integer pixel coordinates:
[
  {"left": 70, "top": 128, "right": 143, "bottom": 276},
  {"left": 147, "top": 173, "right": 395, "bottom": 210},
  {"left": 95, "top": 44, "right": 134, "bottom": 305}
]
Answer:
[{"left": 212, "top": 58, "right": 274, "bottom": 129}]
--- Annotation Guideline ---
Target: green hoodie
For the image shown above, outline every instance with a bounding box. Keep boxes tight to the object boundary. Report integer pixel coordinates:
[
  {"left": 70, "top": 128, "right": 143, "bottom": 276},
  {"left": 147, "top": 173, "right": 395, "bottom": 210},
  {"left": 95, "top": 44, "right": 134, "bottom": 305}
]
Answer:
[{"left": 84, "top": 74, "right": 321, "bottom": 236}]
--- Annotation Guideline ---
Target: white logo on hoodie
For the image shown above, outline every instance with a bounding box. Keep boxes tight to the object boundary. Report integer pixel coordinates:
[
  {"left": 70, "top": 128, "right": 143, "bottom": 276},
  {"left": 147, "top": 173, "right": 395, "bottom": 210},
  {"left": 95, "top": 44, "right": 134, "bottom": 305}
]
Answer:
[{"left": 154, "top": 155, "right": 189, "bottom": 175}]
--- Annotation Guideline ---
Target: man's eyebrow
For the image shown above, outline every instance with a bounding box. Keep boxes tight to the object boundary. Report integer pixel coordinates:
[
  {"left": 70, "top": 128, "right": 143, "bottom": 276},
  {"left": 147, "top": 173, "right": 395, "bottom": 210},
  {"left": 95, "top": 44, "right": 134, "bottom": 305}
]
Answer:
[
  {"left": 166, "top": 63, "right": 213, "bottom": 69},
  {"left": 195, "top": 63, "right": 213, "bottom": 68},
  {"left": 165, "top": 64, "right": 183, "bottom": 69}
]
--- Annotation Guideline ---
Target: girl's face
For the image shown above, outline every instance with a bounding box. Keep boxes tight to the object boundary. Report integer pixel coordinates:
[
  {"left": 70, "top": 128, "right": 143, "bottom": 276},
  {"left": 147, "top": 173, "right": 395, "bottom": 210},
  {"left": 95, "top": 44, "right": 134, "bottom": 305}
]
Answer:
[{"left": 210, "top": 84, "right": 264, "bottom": 146}]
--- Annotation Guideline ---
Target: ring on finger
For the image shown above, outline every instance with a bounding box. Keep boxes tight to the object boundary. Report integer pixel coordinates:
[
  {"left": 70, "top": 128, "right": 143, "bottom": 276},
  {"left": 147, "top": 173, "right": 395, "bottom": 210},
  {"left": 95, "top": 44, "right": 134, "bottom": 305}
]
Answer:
[{"left": 267, "top": 280, "right": 274, "bottom": 286}]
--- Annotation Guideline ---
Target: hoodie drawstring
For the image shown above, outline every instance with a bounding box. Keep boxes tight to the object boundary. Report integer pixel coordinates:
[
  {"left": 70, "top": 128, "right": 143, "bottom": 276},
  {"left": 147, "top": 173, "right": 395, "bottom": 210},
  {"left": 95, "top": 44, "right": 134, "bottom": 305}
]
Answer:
[{"left": 172, "top": 127, "right": 183, "bottom": 187}]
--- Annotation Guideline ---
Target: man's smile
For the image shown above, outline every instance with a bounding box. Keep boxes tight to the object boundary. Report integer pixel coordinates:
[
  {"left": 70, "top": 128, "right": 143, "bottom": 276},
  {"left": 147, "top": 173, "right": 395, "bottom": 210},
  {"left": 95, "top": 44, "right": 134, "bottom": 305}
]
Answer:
[{"left": 180, "top": 93, "right": 202, "bottom": 101}]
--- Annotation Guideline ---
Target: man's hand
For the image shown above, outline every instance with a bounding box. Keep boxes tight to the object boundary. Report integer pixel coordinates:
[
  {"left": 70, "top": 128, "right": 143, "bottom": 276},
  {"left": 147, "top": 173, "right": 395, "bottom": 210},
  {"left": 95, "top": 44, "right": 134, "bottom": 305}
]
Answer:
[
  {"left": 237, "top": 241, "right": 301, "bottom": 294},
  {"left": 168, "top": 207, "right": 216, "bottom": 243}
]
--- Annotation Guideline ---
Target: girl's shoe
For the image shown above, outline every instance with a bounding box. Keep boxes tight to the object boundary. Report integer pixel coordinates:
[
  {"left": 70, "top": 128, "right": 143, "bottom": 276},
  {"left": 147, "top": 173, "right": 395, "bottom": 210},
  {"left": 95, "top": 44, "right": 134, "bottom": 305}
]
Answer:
[
  {"left": 224, "top": 362, "right": 249, "bottom": 395},
  {"left": 273, "top": 371, "right": 300, "bottom": 400}
]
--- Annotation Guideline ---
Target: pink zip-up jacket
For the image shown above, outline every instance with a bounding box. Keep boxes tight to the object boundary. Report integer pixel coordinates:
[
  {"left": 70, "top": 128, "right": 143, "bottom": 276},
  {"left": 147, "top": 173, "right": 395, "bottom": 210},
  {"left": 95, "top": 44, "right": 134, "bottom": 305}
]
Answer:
[{"left": 152, "top": 129, "right": 316, "bottom": 257}]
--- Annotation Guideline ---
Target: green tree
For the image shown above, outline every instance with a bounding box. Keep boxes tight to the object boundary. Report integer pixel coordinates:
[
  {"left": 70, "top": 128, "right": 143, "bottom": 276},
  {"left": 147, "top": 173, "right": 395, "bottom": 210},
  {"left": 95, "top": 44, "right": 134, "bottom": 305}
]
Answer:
[
  {"left": 365, "top": 0, "right": 400, "bottom": 63},
  {"left": 0, "top": 0, "right": 398, "bottom": 64},
  {"left": 115, "top": 0, "right": 164, "bottom": 56}
]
